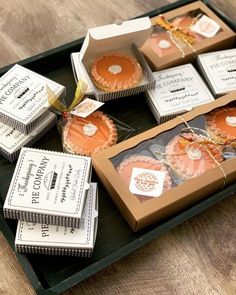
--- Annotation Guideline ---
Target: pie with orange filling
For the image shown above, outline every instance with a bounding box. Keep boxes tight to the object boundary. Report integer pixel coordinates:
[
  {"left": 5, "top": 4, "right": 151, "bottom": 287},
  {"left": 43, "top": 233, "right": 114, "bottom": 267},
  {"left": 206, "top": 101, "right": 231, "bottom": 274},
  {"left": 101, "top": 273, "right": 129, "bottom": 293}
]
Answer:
[
  {"left": 206, "top": 106, "right": 236, "bottom": 148},
  {"left": 91, "top": 52, "right": 142, "bottom": 91},
  {"left": 148, "top": 32, "right": 178, "bottom": 57},
  {"left": 63, "top": 111, "right": 117, "bottom": 156},
  {"left": 165, "top": 132, "right": 223, "bottom": 181}
]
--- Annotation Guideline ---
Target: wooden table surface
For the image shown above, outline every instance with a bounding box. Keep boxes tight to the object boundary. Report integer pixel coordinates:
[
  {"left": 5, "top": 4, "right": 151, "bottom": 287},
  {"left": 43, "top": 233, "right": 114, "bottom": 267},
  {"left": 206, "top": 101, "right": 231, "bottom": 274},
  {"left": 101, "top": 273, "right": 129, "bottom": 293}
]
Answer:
[{"left": 0, "top": 0, "right": 236, "bottom": 294}]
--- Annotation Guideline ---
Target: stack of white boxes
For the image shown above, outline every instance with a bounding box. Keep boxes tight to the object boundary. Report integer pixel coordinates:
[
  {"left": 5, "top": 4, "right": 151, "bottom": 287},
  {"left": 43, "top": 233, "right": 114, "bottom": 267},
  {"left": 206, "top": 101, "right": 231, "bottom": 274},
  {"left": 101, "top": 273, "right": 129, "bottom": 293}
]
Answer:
[
  {"left": 3, "top": 147, "right": 98, "bottom": 257},
  {"left": 0, "top": 64, "right": 65, "bottom": 161}
]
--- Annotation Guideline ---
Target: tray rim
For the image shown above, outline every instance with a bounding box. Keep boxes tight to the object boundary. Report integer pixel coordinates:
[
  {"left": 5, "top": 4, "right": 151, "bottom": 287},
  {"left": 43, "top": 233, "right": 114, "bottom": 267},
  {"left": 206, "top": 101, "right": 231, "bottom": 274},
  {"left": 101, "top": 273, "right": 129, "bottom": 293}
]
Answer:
[
  {"left": 1, "top": 182, "right": 236, "bottom": 295},
  {"left": 1, "top": 0, "right": 236, "bottom": 294}
]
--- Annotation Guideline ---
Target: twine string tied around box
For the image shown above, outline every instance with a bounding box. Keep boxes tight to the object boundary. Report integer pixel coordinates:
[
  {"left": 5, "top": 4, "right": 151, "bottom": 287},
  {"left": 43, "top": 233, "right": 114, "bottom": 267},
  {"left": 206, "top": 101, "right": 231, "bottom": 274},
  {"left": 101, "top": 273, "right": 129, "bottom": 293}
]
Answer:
[
  {"left": 154, "top": 115, "right": 231, "bottom": 189},
  {"left": 177, "top": 115, "right": 227, "bottom": 188},
  {"left": 155, "top": 15, "right": 197, "bottom": 58}
]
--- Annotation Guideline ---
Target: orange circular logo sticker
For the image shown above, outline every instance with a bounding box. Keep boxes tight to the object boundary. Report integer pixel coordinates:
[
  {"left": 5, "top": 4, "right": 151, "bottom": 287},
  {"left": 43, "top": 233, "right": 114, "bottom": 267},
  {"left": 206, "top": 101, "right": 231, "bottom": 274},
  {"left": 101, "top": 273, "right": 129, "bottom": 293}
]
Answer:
[{"left": 134, "top": 172, "right": 159, "bottom": 192}]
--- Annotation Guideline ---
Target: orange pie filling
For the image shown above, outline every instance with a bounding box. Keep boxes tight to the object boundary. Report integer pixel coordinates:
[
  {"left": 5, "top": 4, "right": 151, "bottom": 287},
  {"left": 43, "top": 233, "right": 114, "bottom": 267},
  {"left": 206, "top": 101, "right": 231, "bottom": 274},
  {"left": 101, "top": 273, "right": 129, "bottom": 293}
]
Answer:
[
  {"left": 91, "top": 53, "right": 142, "bottom": 91},
  {"left": 206, "top": 107, "right": 236, "bottom": 147},
  {"left": 166, "top": 132, "right": 223, "bottom": 181},
  {"left": 63, "top": 111, "right": 117, "bottom": 156}
]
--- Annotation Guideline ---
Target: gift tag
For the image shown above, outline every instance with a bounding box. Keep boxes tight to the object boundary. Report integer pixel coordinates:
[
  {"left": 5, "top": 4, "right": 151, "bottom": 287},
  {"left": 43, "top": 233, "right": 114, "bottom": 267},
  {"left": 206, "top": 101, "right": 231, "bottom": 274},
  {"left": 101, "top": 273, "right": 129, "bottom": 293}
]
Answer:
[
  {"left": 191, "top": 15, "right": 220, "bottom": 38},
  {"left": 71, "top": 98, "right": 104, "bottom": 118},
  {"left": 129, "top": 167, "right": 165, "bottom": 197}
]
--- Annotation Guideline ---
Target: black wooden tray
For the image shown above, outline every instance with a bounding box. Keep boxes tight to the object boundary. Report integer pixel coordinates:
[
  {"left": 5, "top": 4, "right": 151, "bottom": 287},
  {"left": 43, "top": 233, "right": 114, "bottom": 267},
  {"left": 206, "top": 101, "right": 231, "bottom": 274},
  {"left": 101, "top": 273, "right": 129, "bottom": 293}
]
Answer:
[{"left": 1, "top": 1, "right": 236, "bottom": 294}]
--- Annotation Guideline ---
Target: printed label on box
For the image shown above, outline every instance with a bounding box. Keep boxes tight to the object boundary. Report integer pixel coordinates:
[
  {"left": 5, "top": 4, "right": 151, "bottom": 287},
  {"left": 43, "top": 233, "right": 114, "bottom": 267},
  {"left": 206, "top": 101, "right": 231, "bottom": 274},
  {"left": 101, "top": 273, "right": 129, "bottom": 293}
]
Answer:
[
  {"left": 129, "top": 167, "right": 165, "bottom": 197},
  {"left": 198, "top": 49, "right": 236, "bottom": 94},
  {"left": 0, "top": 64, "right": 64, "bottom": 124},
  {"left": 15, "top": 183, "right": 97, "bottom": 248},
  {"left": 147, "top": 64, "right": 214, "bottom": 116},
  {"left": 5, "top": 148, "right": 91, "bottom": 215}
]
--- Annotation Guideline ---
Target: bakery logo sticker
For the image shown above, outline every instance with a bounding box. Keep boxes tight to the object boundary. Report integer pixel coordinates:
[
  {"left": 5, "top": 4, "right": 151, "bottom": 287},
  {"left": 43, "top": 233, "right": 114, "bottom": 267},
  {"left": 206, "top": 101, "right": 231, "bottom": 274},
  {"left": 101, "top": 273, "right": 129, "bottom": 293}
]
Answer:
[
  {"left": 135, "top": 172, "right": 158, "bottom": 192},
  {"left": 71, "top": 98, "right": 104, "bottom": 118},
  {"left": 129, "top": 167, "right": 166, "bottom": 197}
]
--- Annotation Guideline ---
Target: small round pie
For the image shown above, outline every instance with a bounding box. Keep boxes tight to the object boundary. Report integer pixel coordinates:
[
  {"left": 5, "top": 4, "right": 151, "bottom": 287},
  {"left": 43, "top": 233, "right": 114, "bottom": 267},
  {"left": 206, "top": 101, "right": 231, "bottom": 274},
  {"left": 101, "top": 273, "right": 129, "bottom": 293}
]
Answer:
[
  {"left": 206, "top": 106, "right": 236, "bottom": 148},
  {"left": 171, "top": 16, "right": 204, "bottom": 41},
  {"left": 91, "top": 52, "right": 142, "bottom": 91},
  {"left": 63, "top": 111, "right": 117, "bottom": 156},
  {"left": 148, "top": 32, "right": 178, "bottom": 57},
  {"left": 165, "top": 132, "right": 223, "bottom": 181},
  {"left": 116, "top": 155, "right": 172, "bottom": 203}
]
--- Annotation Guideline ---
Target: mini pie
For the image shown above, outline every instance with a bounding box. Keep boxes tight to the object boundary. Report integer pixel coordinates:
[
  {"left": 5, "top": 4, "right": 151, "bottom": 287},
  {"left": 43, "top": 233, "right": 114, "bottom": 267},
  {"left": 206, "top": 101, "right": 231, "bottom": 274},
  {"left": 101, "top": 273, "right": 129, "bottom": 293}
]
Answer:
[
  {"left": 91, "top": 52, "right": 142, "bottom": 91},
  {"left": 116, "top": 155, "right": 172, "bottom": 203},
  {"left": 171, "top": 16, "right": 205, "bottom": 41},
  {"left": 206, "top": 106, "right": 236, "bottom": 148},
  {"left": 63, "top": 111, "right": 117, "bottom": 156},
  {"left": 165, "top": 132, "right": 223, "bottom": 181},
  {"left": 148, "top": 32, "right": 178, "bottom": 57}
]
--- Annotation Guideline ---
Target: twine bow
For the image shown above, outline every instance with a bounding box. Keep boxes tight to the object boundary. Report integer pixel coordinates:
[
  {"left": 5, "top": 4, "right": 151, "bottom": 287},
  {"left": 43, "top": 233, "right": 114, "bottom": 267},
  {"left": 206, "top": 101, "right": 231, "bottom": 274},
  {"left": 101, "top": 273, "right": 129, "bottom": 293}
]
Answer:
[{"left": 155, "top": 15, "right": 197, "bottom": 58}]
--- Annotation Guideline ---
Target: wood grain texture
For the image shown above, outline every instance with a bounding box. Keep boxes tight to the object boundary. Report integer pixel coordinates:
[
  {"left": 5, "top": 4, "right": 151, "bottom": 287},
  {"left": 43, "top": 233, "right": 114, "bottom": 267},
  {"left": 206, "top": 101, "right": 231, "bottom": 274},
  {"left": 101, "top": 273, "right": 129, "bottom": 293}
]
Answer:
[
  {"left": 0, "top": 233, "right": 35, "bottom": 295},
  {"left": 64, "top": 195, "right": 236, "bottom": 295},
  {"left": 0, "top": 0, "right": 174, "bottom": 68},
  {"left": 211, "top": 0, "right": 236, "bottom": 21},
  {"left": 0, "top": 0, "right": 236, "bottom": 295}
]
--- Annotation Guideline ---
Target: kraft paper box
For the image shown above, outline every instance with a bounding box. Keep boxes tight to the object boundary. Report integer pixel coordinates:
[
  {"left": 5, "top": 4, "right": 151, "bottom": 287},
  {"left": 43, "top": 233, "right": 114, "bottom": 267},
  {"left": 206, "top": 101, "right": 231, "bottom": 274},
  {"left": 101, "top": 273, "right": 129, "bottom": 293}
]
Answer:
[
  {"left": 92, "top": 92, "right": 236, "bottom": 231},
  {"left": 141, "top": 1, "right": 235, "bottom": 71},
  {"left": 74, "top": 17, "right": 155, "bottom": 102},
  {"left": 0, "top": 64, "right": 65, "bottom": 134}
]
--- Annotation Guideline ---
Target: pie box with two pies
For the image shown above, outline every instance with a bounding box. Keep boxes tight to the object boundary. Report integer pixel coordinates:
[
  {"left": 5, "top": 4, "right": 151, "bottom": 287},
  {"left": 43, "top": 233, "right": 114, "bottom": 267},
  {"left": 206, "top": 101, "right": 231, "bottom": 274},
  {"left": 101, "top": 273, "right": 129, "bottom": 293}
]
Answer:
[
  {"left": 141, "top": 1, "right": 235, "bottom": 71},
  {"left": 92, "top": 92, "right": 236, "bottom": 232},
  {"left": 71, "top": 17, "right": 156, "bottom": 102}
]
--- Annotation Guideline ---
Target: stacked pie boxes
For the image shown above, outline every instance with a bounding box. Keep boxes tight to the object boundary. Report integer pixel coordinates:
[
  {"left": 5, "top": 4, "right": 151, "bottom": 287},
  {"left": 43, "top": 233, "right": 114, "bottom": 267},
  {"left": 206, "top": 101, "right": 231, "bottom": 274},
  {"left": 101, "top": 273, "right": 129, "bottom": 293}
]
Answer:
[
  {"left": 0, "top": 64, "right": 65, "bottom": 162},
  {"left": 3, "top": 147, "right": 98, "bottom": 257}
]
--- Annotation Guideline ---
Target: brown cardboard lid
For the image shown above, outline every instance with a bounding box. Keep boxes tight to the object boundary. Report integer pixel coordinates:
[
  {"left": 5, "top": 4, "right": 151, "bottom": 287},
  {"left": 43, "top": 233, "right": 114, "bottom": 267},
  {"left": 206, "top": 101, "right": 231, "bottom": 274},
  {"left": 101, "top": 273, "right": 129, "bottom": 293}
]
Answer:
[{"left": 80, "top": 17, "right": 152, "bottom": 61}]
